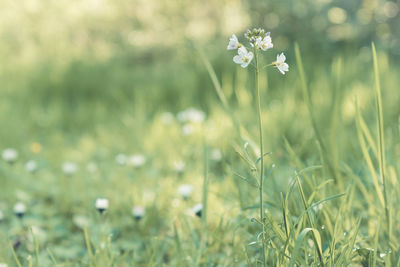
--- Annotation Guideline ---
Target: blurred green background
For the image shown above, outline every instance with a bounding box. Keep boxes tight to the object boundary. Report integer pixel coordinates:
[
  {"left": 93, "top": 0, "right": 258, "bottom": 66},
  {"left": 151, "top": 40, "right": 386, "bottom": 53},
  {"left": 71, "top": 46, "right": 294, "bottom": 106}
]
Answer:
[{"left": 0, "top": 0, "right": 399, "bottom": 265}]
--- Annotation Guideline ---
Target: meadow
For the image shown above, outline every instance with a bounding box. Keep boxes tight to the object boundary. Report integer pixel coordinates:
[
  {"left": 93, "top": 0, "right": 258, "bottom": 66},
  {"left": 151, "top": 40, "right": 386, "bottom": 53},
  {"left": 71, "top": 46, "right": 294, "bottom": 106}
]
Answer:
[{"left": 0, "top": 0, "right": 400, "bottom": 266}]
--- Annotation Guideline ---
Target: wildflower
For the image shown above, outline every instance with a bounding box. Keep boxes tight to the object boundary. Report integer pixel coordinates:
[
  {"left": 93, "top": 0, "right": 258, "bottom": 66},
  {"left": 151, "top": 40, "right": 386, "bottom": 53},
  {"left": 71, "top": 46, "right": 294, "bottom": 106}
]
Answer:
[
  {"left": 182, "top": 124, "right": 194, "bottom": 136},
  {"left": 227, "top": 34, "right": 240, "bottom": 50},
  {"left": 177, "top": 108, "right": 205, "bottom": 123},
  {"left": 173, "top": 160, "right": 185, "bottom": 173},
  {"left": 115, "top": 153, "right": 127, "bottom": 165},
  {"left": 14, "top": 202, "right": 26, "bottom": 218},
  {"left": 128, "top": 154, "right": 146, "bottom": 168},
  {"left": 255, "top": 34, "right": 273, "bottom": 51},
  {"left": 25, "top": 160, "right": 37, "bottom": 173},
  {"left": 178, "top": 184, "right": 193, "bottom": 200},
  {"left": 211, "top": 149, "right": 222, "bottom": 162},
  {"left": 62, "top": 162, "right": 78, "bottom": 175},
  {"left": 233, "top": 47, "right": 254, "bottom": 68},
  {"left": 2, "top": 148, "right": 18, "bottom": 164},
  {"left": 95, "top": 198, "right": 109, "bottom": 214},
  {"left": 192, "top": 203, "right": 203, "bottom": 218},
  {"left": 132, "top": 205, "right": 145, "bottom": 220},
  {"left": 274, "top": 53, "right": 289, "bottom": 74}
]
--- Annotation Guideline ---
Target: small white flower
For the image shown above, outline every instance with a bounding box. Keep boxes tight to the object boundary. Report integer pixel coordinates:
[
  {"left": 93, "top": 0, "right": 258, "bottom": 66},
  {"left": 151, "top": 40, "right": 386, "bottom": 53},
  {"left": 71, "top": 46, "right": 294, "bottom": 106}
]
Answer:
[
  {"left": 73, "top": 215, "right": 89, "bottom": 229},
  {"left": 233, "top": 47, "right": 254, "bottom": 68},
  {"left": 177, "top": 108, "right": 205, "bottom": 123},
  {"left": 95, "top": 198, "right": 109, "bottom": 213},
  {"left": 192, "top": 203, "right": 203, "bottom": 217},
  {"left": 182, "top": 124, "right": 194, "bottom": 136},
  {"left": 25, "top": 160, "right": 37, "bottom": 173},
  {"left": 128, "top": 154, "right": 146, "bottom": 168},
  {"left": 2, "top": 148, "right": 18, "bottom": 164},
  {"left": 227, "top": 34, "right": 240, "bottom": 50},
  {"left": 0, "top": 263, "right": 8, "bottom": 267},
  {"left": 115, "top": 153, "right": 127, "bottom": 165},
  {"left": 178, "top": 184, "right": 193, "bottom": 199},
  {"left": 62, "top": 162, "right": 78, "bottom": 175},
  {"left": 14, "top": 202, "right": 26, "bottom": 217},
  {"left": 211, "top": 149, "right": 222, "bottom": 162},
  {"left": 87, "top": 162, "right": 98, "bottom": 173},
  {"left": 255, "top": 35, "right": 273, "bottom": 51},
  {"left": 132, "top": 205, "right": 145, "bottom": 220},
  {"left": 173, "top": 160, "right": 185, "bottom": 173},
  {"left": 274, "top": 53, "right": 289, "bottom": 74}
]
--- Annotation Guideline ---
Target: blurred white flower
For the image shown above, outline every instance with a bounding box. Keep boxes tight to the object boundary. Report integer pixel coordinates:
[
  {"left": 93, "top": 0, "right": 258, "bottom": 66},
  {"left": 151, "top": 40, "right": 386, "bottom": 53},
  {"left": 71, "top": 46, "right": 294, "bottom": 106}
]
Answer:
[
  {"left": 14, "top": 202, "right": 26, "bottom": 218},
  {"left": 227, "top": 34, "right": 240, "bottom": 50},
  {"left": 62, "top": 162, "right": 78, "bottom": 175},
  {"left": 0, "top": 263, "right": 8, "bottom": 267},
  {"left": 177, "top": 108, "right": 205, "bottom": 123},
  {"left": 95, "top": 198, "right": 109, "bottom": 213},
  {"left": 178, "top": 184, "right": 193, "bottom": 200},
  {"left": 192, "top": 203, "right": 203, "bottom": 218},
  {"left": 25, "top": 160, "right": 37, "bottom": 173},
  {"left": 160, "top": 112, "right": 174, "bottom": 124},
  {"left": 132, "top": 205, "right": 145, "bottom": 220},
  {"left": 274, "top": 53, "right": 289, "bottom": 74},
  {"left": 87, "top": 162, "right": 98, "bottom": 173},
  {"left": 2, "top": 148, "right": 18, "bottom": 164},
  {"left": 73, "top": 215, "right": 89, "bottom": 229},
  {"left": 233, "top": 47, "right": 254, "bottom": 68},
  {"left": 173, "top": 160, "right": 185, "bottom": 173},
  {"left": 115, "top": 153, "right": 127, "bottom": 165},
  {"left": 182, "top": 124, "right": 194, "bottom": 136},
  {"left": 255, "top": 35, "right": 273, "bottom": 51},
  {"left": 211, "top": 149, "right": 222, "bottom": 162},
  {"left": 128, "top": 154, "right": 147, "bottom": 168}
]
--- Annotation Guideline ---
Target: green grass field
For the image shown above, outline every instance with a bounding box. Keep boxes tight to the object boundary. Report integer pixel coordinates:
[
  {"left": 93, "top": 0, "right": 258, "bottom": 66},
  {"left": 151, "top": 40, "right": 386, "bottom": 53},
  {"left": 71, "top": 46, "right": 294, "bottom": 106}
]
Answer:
[{"left": 0, "top": 1, "right": 400, "bottom": 266}]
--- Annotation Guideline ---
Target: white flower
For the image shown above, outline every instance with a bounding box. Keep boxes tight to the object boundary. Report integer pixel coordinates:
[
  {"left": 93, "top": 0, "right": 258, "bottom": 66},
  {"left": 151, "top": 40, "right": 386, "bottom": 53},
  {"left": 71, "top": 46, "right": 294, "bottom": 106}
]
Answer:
[
  {"left": 256, "top": 35, "right": 273, "bottom": 51},
  {"left": 227, "top": 34, "right": 240, "bottom": 50},
  {"left": 132, "top": 205, "right": 145, "bottom": 220},
  {"left": 14, "top": 202, "right": 26, "bottom": 217},
  {"left": 0, "top": 263, "right": 8, "bottom": 267},
  {"left": 128, "top": 154, "right": 146, "bottom": 168},
  {"left": 211, "top": 149, "right": 222, "bottom": 162},
  {"left": 178, "top": 184, "right": 193, "bottom": 199},
  {"left": 95, "top": 198, "right": 109, "bottom": 213},
  {"left": 62, "top": 162, "right": 78, "bottom": 175},
  {"left": 173, "top": 160, "right": 185, "bottom": 173},
  {"left": 2, "top": 148, "right": 18, "bottom": 164},
  {"left": 25, "top": 160, "right": 37, "bottom": 173},
  {"left": 233, "top": 47, "right": 254, "bottom": 68},
  {"left": 274, "top": 53, "right": 289, "bottom": 74},
  {"left": 192, "top": 203, "right": 203, "bottom": 217},
  {"left": 182, "top": 124, "right": 194, "bottom": 136},
  {"left": 177, "top": 108, "right": 205, "bottom": 123},
  {"left": 115, "top": 153, "right": 127, "bottom": 165}
]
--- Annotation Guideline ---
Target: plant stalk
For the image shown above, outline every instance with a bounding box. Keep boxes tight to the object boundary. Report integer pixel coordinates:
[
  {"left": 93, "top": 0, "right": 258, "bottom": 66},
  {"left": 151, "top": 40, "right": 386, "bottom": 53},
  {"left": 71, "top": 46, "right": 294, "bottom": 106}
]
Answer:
[{"left": 254, "top": 48, "right": 266, "bottom": 267}]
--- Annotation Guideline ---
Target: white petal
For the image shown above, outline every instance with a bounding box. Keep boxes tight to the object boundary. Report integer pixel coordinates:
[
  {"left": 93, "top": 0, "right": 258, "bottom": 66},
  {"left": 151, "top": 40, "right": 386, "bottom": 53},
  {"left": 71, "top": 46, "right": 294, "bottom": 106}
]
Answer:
[
  {"left": 237, "top": 46, "right": 247, "bottom": 56},
  {"left": 233, "top": 55, "right": 242, "bottom": 64},
  {"left": 247, "top": 51, "right": 254, "bottom": 62}
]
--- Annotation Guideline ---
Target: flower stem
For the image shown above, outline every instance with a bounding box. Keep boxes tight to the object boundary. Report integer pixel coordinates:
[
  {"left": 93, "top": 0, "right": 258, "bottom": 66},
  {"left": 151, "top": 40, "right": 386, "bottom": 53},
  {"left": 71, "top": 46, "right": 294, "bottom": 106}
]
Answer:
[{"left": 254, "top": 48, "right": 266, "bottom": 267}]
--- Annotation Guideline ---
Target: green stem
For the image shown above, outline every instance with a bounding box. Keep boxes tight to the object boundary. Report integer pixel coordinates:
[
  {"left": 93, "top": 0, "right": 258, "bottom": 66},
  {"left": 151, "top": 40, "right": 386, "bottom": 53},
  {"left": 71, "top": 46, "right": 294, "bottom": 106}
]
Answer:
[{"left": 254, "top": 48, "right": 266, "bottom": 267}]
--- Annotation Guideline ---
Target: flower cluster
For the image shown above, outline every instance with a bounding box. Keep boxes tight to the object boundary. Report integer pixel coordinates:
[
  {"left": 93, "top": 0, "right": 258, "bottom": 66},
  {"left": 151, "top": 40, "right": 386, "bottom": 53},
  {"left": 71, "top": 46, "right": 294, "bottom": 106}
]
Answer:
[{"left": 227, "top": 28, "right": 288, "bottom": 74}]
